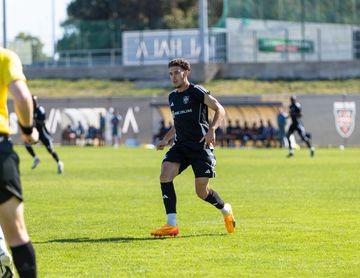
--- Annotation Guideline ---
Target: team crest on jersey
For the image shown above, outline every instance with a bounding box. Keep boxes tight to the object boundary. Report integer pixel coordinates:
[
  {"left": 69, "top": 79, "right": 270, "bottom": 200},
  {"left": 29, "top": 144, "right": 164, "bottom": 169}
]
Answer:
[
  {"left": 183, "top": 96, "right": 190, "bottom": 104},
  {"left": 333, "top": 101, "right": 356, "bottom": 138}
]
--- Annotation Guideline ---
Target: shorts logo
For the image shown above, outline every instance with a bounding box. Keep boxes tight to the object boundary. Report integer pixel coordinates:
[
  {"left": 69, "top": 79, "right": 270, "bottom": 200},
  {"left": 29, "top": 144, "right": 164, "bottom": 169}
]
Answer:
[
  {"left": 333, "top": 101, "right": 356, "bottom": 138},
  {"left": 205, "top": 169, "right": 211, "bottom": 174},
  {"left": 183, "top": 96, "right": 190, "bottom": 104}
]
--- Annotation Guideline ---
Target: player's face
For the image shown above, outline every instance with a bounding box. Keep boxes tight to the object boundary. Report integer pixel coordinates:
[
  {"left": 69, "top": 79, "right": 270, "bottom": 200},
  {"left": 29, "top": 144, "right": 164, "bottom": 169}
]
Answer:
[{"left": 169, "top": 66, "right": 188, "bottom": 88}]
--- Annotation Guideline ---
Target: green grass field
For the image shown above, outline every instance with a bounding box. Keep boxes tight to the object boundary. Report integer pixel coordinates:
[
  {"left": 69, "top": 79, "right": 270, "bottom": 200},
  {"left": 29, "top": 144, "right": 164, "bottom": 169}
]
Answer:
[{"left": 16, "top": 146, "right": 360, "bottom": 277}]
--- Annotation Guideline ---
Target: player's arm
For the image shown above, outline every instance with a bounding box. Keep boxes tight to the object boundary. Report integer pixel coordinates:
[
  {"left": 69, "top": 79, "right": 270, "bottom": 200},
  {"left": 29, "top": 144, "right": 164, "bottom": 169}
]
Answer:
[
  {"left": 156, "top": 126, "right": 176, "bottom": 150},
  {"left": 200, "top": 94, "right": 226, "bottom": 146},
  {"left": 9, "top": 80, "right": 39, "bottom": 144}
]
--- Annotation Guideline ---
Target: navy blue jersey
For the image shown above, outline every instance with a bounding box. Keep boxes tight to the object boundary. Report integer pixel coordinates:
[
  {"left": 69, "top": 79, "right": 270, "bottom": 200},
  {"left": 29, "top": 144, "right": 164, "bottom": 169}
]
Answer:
[
  {"left": 169, "top": 84, "right": 210, "bottom": 149},
  {"left": 34, "top": 106, "right": 46, "bottom": 128},
  {"left": 289, "top": 102, "right": 302, "bottom": 124}
]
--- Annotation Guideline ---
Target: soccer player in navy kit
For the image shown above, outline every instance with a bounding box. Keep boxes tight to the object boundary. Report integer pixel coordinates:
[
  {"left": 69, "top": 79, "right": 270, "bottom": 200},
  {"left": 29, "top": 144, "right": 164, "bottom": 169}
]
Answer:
[
  {"left": 150, "top": 58, "right": 236, "bottom": 237},
  {"left": 25, "top": 96, "right": 64, "bottom": 173},
  {"left": 286, "top": 96, "right": 315, "bottom": 157}
]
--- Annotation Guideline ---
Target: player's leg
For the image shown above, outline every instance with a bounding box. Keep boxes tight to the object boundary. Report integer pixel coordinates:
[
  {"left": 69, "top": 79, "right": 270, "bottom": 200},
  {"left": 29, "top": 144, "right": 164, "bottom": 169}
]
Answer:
[
  {"left": 24, "top": 144, "right": 35, "bottom": 158},
  {"left": 296, "top": 124, "right": 315, "bottom": 156},
  {"left": 40, "top": 130, "right": 59, "bottom": 162},
  {"left": 40, "top": 128, "right": 64, "bottom": 173},
  {"left": 192, "top": 150, "right": 235, "bottom": 233},
  {"left": 286, "top": 124, "right": 296, "bottom": 156},
  {"left": 195, "top": 179, "right": 236, "bottom": 233},
  {"left": 0, "top": 198, "right": 36, "bottom": 278},
  {"left": 151, "top": 161, "right": 181, "bottom": 237},
  {"left": 0, "top": 144, "right": 36, "bottom": 277},
  {"left": 195, "top": 177, "right": 223, "bottom": 207},
  {"left": 25, "top": 144, "right": 40, "bottom": 170}
]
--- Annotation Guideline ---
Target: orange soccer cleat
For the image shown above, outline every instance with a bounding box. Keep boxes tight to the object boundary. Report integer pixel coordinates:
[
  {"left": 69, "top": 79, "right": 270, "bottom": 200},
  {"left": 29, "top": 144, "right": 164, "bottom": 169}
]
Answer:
[
  {"left": 150, "top": 224, "right": 179, "bottom": 237},
  {"left": 223, "top": 204, "right": 236, "bottom": 233}
]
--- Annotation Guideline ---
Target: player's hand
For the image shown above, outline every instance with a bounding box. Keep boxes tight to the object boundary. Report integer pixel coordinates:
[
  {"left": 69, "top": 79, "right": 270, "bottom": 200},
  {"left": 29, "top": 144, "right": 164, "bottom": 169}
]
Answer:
[
  {"left": 156, "top": 139, "right": 168, "bottom": 150},
  {"left": 21, "top": 128, "right": 39, "bottom": 145},
  {"left": 200, "top": 128, "right": 216, "bottom": 148}
]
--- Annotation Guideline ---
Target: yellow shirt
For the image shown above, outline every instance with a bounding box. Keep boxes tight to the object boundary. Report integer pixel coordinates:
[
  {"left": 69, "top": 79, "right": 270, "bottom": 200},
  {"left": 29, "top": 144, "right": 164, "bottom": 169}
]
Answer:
[{"left": 0, "top": 48, "right": 26, "bottom": 134}]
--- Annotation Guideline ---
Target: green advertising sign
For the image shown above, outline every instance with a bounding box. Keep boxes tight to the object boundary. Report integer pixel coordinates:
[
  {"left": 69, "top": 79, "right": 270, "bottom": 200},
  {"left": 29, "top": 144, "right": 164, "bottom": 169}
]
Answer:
[{"left": 258, "top": 38, "right": 314, "bottom": 53}]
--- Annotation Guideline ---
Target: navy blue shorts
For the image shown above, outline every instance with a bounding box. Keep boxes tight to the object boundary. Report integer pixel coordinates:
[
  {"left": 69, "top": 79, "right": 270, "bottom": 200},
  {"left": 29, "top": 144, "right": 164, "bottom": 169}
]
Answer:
[{"left": 163, "top": 144, "right": 216, "bottom": 178}]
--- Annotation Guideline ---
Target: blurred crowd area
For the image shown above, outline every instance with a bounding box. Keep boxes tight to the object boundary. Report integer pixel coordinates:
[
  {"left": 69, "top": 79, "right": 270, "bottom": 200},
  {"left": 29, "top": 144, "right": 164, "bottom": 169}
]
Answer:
[
  {"left": 61, "top": 108, "right": 123, "bottom": 148},
  {"left": 152, "top": 107, "right": 296, "bottom": 149}
]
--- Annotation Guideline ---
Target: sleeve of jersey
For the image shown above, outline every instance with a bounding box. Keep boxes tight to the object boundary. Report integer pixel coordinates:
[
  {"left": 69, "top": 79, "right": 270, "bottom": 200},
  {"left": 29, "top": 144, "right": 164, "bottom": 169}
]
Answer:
[
  {"left": 193, "top": 85, "right": 210, "bottom": 103},
  {"left": 3, "top": 51, "right": 26, "bottom": 86}
]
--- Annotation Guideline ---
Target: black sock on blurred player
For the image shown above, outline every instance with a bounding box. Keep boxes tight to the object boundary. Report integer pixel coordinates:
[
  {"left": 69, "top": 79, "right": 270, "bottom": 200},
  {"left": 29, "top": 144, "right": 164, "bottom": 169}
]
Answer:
[
  {"left": 204, "top": 189, "right": 225, "bottom": 209},
  {"left": 161, "top": 182, "right": 176, "bottom": 214},
  {"left": 46, "top": 146, "right": 59, "bottom": 162},
  {"left": 25, "top": 145, "right": 36, "bottom": 157},
  {"left": 11, "top": 242, "right": 37, "bottom": 278}
]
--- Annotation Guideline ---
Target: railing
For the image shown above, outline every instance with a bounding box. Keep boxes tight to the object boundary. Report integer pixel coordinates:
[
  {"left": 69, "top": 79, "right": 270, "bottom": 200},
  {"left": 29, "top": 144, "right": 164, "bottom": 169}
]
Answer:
[
  {"left": 25, "top": 27, "right": 360, "bottom": 68},
  {"left": 28, "top": 48, "right": 123, "bottom": 68}
]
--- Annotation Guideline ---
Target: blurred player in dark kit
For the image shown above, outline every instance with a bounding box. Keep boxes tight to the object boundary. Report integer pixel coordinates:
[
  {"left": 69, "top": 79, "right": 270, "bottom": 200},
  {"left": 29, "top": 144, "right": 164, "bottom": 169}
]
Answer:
[
  {"left": 286, "top": 96, "right": 315, "bottom": 157},
  {"left": 25, "top": 96, "right": 64, "bottom": 173}
]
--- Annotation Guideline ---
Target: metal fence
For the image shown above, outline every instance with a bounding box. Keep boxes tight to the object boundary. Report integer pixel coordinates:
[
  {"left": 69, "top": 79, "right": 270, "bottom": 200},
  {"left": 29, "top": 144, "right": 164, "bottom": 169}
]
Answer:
[
  {"left": 226, "top": 18, "right": 360, "bottom": 63},
  {"left": 25, "top": 25, "right": 360, "bottom": 68},
  {"left": 223, "top": 0, "right": 360, "bottom": 26},
  {"left": 28, "top": 48, "right": 123, "bottom": 68},
  {"left": 228, "top": 30, "right": 360, "bottom": 63}
]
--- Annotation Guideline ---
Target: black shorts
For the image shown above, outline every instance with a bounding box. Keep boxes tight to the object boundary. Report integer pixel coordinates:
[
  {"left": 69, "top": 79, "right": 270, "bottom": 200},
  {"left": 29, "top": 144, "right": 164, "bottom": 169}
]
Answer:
[
  {"left": 163, "top": 144, "right": 216, "bottom": 178},
  {"left": 287, "top": 122, "right": 308, "bottom": 139},
  {"left": 0, "top": 137, "right": 23, "bottom": 204}
]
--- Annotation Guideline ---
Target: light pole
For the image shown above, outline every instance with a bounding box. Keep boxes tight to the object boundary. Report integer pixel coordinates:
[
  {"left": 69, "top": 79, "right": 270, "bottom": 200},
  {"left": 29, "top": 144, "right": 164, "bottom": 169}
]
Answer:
[
  {"left": 300, "top": 0, "right": 305, "bottom": 61},
  {"left": 52, "top": 0, "right": 56, "bottom": 58},
  {"left": 2, "top": 0, "right": 6, "bottom": 48},
  {"left": 199, "top": 0, "right": 209, "bottom": 63}
]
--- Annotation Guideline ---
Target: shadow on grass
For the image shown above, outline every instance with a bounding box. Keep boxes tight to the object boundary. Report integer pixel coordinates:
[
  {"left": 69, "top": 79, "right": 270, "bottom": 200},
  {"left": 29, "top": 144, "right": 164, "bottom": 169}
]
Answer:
[{"left": 35, "top": 233, "right": 227, "bottom": 244}]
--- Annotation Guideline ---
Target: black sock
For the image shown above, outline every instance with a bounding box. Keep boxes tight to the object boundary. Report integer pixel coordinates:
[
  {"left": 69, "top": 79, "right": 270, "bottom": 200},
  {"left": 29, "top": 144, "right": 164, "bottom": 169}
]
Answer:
[
  {"left": 10, "top": 242, "right": 37, "bottom": 278},
  {"left": 204, "top": 189, "right": 225, "bottom": 209},
  {"left": 46, "top": 147, "right": 59, "bottom": 162},
  {"left": 25, "top": 145, "right": 36, "bottom": 158},
  {"left": 161, "top": 182, "right": 176, "bottom": 214},
  {"left": 51, "top": 152, "right": 59, "bottom": 162}
]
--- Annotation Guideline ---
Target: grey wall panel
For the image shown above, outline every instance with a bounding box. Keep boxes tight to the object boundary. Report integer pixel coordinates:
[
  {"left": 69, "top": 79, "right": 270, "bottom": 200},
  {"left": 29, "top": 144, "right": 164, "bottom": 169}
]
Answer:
[
  {"left": 6, "top": 95, "right": 360, "bottom": 147},
  {"left": 297, "top": 94, "right": 359, "bottom": 147}
]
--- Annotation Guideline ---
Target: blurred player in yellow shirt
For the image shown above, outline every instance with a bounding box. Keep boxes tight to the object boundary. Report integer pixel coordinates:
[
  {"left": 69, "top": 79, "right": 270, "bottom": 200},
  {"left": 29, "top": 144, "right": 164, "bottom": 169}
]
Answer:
[{"left": 0, "top": 47, "right": 38, "bottom": 277}]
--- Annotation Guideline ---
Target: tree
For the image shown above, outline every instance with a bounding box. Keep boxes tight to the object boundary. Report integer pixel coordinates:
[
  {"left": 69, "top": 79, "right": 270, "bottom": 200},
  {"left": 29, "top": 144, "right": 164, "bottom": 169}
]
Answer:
[
  {"left": 57, "top": 0, "right": 201, "bottom": 51},
  {"left": 15, "top": 32, "right": 47, "bottom": 61}
]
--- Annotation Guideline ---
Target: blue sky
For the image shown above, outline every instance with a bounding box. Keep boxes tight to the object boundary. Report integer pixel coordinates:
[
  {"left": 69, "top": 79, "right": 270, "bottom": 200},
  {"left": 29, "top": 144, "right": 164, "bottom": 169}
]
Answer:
[{"left": 1, "top": 0, "right": 73, "bottom": 55}]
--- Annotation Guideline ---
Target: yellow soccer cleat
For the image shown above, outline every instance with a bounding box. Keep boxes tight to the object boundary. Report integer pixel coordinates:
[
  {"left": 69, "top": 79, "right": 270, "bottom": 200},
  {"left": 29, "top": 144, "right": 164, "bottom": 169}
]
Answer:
[
  {"left": 150, "top": 224, "right": 179, "bottom": 237},
  {"left": 223, "top": 204, "right": 236, "bottom": 233}
]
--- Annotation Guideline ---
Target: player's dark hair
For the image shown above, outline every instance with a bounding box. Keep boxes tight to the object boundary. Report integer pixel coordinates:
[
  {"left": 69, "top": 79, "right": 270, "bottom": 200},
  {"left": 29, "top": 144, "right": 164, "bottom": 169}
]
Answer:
[{"left": 168, "top": 58, "right": 190, "bottom": 71}]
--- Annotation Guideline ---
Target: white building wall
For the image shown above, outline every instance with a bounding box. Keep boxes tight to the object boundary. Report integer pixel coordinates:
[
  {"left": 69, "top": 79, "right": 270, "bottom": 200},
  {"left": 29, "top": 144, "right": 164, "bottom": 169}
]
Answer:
[{"left": 227, "top": 18, "right": 357, "bottom": 63}]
